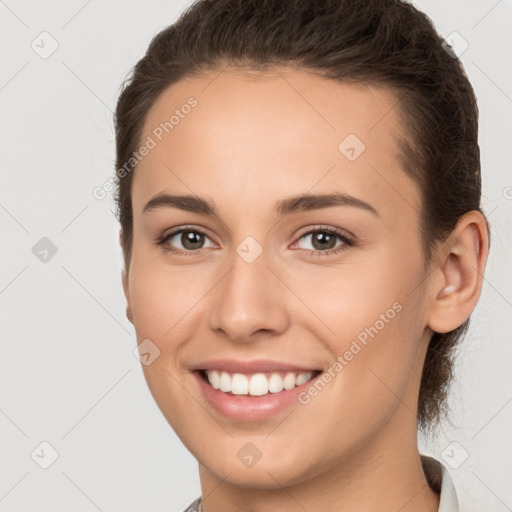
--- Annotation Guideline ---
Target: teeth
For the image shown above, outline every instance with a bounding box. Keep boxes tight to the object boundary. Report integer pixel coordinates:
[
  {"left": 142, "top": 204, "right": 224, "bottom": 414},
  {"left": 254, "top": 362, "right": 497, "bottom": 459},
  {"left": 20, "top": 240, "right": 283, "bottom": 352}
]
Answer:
[
  {"left": 268, "top": 373, "right": 284, "bottom": 393},
  {"left": 283, "top": 372, "right": 296, "bottom": 390},
  {"left": 231, "top": 374, "right": 249, "bottom": 395},
  {"left": 296, "top": 372, "right": 311, "bottom": 386},
  {"left": 208, "top": 370, "right": 221, "bottom": 390},
  {"left": 219, "top": 371, "right": 231, "bottom": 392},
  {"left": 249, "top": 373, "right": 268, "bottom": 396},
  {"left": 205, "top": 370, "right": 315, "bottom": 396}
]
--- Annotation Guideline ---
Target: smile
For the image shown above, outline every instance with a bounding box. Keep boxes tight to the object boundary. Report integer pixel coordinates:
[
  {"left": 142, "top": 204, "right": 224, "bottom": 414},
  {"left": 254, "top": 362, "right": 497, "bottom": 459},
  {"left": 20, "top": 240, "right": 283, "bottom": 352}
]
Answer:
[
  {"left": 191, "top": 359, "right": 324, "bottom": 421},
  {"left": 201, "top": 369, "right": 322, "bottom": 396}
]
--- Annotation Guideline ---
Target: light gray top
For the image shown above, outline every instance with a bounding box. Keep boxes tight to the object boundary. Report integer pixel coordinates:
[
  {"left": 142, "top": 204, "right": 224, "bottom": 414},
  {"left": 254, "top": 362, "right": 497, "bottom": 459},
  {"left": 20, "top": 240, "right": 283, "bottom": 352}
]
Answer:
[{"left": 182, "top": 454, "right": 458, "bottom": 512}]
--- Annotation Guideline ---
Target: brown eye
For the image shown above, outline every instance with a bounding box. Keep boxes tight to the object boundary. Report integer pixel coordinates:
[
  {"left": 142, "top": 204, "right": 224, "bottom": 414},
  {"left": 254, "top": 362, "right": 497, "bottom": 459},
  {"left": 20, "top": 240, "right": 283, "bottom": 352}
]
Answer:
[
  {"left": 309, "top": 231, "right": 338, "bottom": 250},
  {"left": 157, "top": 227, "right": 216, "bottom": 254},
  {"left": 294, "top": 227, "right": 355, "bottom": 256},
  {"left": 180, "top": 230, "right": 206, "bottom": 250}
]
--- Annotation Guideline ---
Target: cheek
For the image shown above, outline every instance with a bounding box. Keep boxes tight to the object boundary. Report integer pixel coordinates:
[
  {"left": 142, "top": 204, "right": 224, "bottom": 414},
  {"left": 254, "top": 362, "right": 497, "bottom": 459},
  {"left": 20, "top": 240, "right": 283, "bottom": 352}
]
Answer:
[
  {"left": 128, "top": 253, "right": 210, "bottom": 340},
  {"left": 289, "top": 246, "right": 427, "bottom": 407},
  {"left": 290, "top": 305, "right": 424, "bottom": 460},
  {"left": 128, "top": 259, "right": 205, "bottom": 435},
  {"left": 285, "top": 247, "right": 414, "bottom": 341}
]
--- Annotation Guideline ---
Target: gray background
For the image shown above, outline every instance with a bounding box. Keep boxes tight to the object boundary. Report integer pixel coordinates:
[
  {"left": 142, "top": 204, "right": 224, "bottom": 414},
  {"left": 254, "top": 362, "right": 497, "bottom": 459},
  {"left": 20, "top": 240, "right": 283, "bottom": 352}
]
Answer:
[{"left": 1, "top": 1, "right": 511, "bottom": 511}]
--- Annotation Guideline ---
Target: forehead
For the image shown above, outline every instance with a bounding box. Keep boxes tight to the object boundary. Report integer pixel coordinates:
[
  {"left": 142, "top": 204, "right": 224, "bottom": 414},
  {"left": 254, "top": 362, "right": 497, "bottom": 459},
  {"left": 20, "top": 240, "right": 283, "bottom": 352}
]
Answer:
[{"left": 133, "top": 66, "right": 419, "bottom": 222}]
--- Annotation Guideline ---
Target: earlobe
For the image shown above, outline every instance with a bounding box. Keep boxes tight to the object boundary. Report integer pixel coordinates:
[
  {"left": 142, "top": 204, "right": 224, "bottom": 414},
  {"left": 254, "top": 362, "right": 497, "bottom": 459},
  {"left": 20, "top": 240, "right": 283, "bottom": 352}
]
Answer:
[{"left": 427, "top": 211, "right": 489, "bottom": 334}]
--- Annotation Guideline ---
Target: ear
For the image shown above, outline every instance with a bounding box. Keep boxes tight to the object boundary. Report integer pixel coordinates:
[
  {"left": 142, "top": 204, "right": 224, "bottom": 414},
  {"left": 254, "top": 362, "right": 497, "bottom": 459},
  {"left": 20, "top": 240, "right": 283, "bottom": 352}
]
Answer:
[
  {"left": 122, "top": 269, "right": 134, "bottom": 325},
  {"left": 119, "top": 229, "right": 134, "bottom": 325},
  {"left": 427, "top": 210, "right": 489, "bottom": 334}
]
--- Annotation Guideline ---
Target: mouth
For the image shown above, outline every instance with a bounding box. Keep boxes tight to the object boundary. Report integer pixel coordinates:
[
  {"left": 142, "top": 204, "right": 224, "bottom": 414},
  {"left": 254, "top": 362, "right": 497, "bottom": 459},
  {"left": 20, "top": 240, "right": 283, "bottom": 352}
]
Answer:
[{"left": 197, "top": 369, "right": 323, "bottom": 397}]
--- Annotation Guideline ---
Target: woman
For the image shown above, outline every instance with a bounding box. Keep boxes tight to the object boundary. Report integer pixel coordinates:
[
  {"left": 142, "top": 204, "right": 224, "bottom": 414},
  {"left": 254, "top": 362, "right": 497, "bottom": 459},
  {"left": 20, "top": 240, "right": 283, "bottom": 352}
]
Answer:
[{"left": 113, "top": 1, "right": 490, "bottom": 510}]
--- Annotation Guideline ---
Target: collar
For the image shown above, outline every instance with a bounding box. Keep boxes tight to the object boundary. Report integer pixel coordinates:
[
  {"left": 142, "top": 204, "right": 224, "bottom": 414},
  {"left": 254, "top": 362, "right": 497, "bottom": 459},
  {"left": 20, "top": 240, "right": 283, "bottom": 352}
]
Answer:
[{"left": 421, "top": 454, "right": 459, "bottom": 511}]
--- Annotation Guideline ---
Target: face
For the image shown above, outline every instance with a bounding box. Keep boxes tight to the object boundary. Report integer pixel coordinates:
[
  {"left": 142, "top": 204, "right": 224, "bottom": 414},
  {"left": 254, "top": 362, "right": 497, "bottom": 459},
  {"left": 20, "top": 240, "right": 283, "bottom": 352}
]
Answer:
[{"left": 122, "top": 66, "right": 435, "bottom": 488}]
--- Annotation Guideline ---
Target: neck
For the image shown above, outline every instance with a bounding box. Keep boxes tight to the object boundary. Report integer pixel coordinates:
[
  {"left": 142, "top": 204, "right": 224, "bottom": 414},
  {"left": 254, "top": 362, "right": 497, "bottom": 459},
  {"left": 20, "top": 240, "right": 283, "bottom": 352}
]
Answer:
[{"left": 197, "top": 411, "right": 440, "bottom": 512}]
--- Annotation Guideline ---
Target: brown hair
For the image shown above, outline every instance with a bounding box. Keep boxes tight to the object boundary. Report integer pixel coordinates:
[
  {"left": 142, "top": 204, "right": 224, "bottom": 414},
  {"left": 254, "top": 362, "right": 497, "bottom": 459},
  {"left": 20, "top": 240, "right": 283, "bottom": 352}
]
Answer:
[{"left": 114, "top": 0, "right": 490, "bottom": 433}]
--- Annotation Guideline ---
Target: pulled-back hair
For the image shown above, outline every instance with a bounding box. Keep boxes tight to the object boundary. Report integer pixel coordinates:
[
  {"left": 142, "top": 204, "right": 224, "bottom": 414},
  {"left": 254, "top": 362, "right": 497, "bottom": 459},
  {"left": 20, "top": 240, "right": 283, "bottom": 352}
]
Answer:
[{"left": 114, "top": 0, "right": 490, "bottom": 432}]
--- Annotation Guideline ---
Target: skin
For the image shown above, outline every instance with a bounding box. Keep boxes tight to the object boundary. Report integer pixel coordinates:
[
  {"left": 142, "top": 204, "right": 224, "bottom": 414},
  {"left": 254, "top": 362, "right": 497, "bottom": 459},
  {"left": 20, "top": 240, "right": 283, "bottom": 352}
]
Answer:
[{"left": 121, "top": 65, "right": 488, "bottom": 512}]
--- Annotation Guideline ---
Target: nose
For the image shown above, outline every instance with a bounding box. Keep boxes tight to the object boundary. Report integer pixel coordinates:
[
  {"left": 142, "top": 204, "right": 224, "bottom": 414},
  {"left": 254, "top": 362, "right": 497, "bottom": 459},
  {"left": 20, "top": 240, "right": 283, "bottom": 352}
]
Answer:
[{"left": 208, "top": 245, "right": 289, "bottom": 343}]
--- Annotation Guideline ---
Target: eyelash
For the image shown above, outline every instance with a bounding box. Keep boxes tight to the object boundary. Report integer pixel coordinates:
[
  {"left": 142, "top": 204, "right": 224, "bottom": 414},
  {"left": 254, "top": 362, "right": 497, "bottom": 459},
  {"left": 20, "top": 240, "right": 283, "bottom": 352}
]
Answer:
[{"left": 155, "top": 225, "right": 355, "bottom": 257}]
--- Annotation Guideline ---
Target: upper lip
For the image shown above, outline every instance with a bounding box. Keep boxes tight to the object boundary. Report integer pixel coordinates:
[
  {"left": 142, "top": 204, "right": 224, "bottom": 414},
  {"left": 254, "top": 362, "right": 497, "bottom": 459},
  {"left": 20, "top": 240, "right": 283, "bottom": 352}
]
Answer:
[{"left": 191, "top": 359, "right": 321, "bottom": 374}]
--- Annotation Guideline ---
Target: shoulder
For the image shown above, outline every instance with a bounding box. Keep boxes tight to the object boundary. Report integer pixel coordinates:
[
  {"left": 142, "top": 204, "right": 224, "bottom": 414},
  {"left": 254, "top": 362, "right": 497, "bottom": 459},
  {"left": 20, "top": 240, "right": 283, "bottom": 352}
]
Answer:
[{"left": 181, "top": 496, "right": 202, "bottom": 512}]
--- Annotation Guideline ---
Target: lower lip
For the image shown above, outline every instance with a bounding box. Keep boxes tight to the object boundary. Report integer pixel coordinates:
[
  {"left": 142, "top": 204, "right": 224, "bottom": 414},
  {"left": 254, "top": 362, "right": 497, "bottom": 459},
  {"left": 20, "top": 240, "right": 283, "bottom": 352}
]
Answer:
[{"left": 193, "top": 370, "right": 320, "bottom": 422}]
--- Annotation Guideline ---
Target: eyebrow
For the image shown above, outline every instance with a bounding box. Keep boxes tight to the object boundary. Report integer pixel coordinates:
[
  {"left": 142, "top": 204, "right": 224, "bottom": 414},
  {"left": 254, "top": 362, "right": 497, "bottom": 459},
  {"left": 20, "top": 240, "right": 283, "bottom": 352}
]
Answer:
[{"left": 142, "top": 192, "right": 379, "bottom": 218}]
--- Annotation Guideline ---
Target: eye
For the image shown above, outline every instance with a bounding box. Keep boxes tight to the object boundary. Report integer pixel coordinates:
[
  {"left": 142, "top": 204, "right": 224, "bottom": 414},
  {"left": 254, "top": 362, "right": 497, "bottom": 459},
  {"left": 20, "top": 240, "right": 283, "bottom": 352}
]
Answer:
[
  {"left": 156, "top": 227, "right": 216, "bottom": 255},
  {"left": 293, "top": 226, "right": 355, "bottom": 256},
  {"left": 155, "top": 224, "right": 355, "bottom": 257}
]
